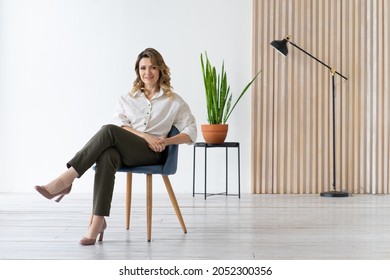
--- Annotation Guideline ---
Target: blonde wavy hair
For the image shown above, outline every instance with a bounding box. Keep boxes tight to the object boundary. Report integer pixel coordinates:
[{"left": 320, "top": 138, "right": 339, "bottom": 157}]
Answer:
[{"left": 130, "top": 48, "right": 174, "bottom": 97}]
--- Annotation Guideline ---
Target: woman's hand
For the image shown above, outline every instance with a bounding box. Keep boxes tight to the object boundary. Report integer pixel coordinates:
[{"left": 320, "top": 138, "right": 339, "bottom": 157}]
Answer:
[{"left": 144, "top": 134, "right": 167, "bottom": 152}]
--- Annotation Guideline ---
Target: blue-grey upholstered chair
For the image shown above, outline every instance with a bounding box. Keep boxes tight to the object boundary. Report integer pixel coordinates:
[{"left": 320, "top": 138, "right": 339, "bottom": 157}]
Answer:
[{"left": 118, "top": 126, "right": 186, "bottom": 242}]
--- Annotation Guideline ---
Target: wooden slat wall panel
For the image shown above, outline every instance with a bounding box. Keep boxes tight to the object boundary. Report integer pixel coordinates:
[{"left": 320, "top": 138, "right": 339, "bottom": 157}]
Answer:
[{"left": 252, "top": 0, "right": 390, "bottom": 194}]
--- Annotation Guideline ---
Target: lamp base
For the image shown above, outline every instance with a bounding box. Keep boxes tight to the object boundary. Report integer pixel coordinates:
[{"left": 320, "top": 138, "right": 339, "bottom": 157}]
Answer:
[{"left": 320, "top": 190, "right": 349, "bottom": 197}]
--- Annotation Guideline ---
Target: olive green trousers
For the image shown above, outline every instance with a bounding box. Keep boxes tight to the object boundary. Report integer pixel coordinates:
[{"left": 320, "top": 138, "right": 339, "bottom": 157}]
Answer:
[{"left": 67, "top": 124, "right": 162, "bottom": 216}]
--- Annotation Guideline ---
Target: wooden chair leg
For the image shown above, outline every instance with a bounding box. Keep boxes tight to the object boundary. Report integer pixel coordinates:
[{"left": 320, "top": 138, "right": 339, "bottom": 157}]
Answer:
[
  {"left": 162, "top": 175, "right": 187, "bottom": 234},
  {"left": 146, "top": 174, "right": 153, "bottom": 242},
  {"left": 126, "top": 173, "right": 133, "bottom": 230}
]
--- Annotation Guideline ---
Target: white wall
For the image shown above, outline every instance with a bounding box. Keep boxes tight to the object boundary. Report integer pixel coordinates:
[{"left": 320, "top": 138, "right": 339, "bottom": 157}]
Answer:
[{"left": 0, "top": 0, "right": 253, "bottom": 194}]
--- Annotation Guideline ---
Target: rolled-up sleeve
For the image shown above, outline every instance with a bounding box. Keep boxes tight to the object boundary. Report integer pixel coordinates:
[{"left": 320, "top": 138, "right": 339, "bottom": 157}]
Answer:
[
  {"left": 112, "top": 96, "right": 132, "bottom": 128},
  {"left": 174, "top": 102, "right": 197, "bottom": 144}
]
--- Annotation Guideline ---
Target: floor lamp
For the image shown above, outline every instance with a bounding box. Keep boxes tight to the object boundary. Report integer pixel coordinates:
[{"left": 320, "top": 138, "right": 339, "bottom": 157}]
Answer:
[{"left": 270, "top": 35, "right": 349, "bottom": 197}]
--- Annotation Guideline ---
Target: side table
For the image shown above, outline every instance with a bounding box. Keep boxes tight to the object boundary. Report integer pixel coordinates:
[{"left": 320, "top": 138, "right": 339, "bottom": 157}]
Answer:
[{"left": 192, "top": 142, "right": 241, "bottom": 199}]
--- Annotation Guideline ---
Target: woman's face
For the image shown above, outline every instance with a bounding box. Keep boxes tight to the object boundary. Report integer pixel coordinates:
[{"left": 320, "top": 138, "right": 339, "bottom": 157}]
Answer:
[{"left": 139, "top": 57, "right": 160, "bottom": 88}]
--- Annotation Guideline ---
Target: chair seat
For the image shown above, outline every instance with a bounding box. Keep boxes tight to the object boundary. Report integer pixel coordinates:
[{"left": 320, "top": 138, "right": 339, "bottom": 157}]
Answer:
[{"left": 118, "top": 165, "right": 165, "bottom": 175}]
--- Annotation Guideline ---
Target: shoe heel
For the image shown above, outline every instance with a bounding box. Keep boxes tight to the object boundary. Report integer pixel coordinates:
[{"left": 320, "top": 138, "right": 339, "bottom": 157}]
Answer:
[
  {"left": 54, "top": 185, "right": 72, "bottom": 202},
  {"left": 98, "top": 231, "right": 104, "bottom": 242},
  {"left": 55, "top": 194, "right": 65, "bottom": 203}
]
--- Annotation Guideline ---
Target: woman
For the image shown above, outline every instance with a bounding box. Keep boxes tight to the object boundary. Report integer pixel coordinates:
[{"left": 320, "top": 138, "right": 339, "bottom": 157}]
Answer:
[{"left": 34, "top": 48, "right": 197, "bottom": 245}]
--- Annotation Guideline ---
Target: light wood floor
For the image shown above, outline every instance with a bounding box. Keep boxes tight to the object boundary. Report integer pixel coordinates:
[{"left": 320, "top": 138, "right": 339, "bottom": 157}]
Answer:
[{"left": 1, "top": 192, "right": 390, "bottom": 260}]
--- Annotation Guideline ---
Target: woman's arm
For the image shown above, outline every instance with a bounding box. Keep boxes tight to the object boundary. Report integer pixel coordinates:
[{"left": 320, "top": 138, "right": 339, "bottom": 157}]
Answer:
[
  {"left": 155, "top": 133, "right": 191, "bottom": 153},
  {"left": 158, "top": 133, "right": 191, "bottom": 146},
  {"left": 121, "top": 125, "right": 191, "bottom": 152},
  {"left": 121, "top": 126, "right": 191, "bottom": 152}
]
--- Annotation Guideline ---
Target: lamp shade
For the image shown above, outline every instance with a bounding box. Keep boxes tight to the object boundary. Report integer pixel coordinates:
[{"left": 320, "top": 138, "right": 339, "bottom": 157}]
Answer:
[{"left": 270, "top": 38, "right": 289, "bottom": 56}]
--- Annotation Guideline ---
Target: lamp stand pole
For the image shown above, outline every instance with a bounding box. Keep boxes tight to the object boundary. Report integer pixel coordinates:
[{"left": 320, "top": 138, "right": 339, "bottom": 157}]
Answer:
[{"left": 320, "top": 71, "right": 349, "bottom": 197}]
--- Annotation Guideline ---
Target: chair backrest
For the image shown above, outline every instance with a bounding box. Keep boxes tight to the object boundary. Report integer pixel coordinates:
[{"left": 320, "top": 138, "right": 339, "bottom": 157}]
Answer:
[{"left": 161, "top": 126, "right": 180, "bottom": 175}]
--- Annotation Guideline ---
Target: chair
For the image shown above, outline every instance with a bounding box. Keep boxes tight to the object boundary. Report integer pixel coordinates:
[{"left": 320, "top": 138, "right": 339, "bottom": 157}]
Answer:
[{"left": 118, "top": 126, "right": 187, "bottom": 242}]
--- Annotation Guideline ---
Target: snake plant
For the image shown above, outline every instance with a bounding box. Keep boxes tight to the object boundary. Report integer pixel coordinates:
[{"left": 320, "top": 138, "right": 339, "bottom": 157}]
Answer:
[{"left": 200, "top": 52, "right": 261, "bottom": 124}]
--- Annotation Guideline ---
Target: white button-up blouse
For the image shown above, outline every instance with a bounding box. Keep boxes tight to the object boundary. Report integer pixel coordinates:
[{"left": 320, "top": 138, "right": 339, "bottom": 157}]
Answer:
[{"left": 113, "top": 89, "right": 197, "bottom": 143}]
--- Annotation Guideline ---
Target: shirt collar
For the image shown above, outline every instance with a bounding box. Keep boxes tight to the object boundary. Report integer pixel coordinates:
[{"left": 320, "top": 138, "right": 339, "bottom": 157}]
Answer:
[{"left": 134, "top": 88, "right": 164, "bottom": 99}]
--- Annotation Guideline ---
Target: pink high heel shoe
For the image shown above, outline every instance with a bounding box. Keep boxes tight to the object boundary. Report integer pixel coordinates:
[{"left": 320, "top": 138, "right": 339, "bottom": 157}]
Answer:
[
  {"left": 79, "top": 219, "right": 107, "bottom": 246},
  {"left": 34, "top": 185, "right": 72, "bottom": 202}
]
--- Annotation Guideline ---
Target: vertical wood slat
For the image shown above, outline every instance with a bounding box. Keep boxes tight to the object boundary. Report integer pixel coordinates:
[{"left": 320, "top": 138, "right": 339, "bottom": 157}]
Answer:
[
  {"left": 385, "top": 0, "right": 390, "bottom": 194},
  {"left": 310, "top": 0, "right": 318, "bottom": 193},
  {"left": 252, "top": 0, "right": 390, "bottom": 194},
  {"left": 377, "top": 0, "right": 384, "bottom": 194}
]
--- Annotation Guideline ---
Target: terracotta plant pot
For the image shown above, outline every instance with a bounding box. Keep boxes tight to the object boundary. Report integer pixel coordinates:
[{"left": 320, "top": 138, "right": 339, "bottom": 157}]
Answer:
[{"left": 201, "top": 124, "right": 228, "bottom": 144}]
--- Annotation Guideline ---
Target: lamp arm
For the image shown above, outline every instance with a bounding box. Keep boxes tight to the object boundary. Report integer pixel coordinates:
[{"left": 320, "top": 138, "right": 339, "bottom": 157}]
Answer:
[{"left": 289, "top": 41, "right": 348, "bottom": 81}]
